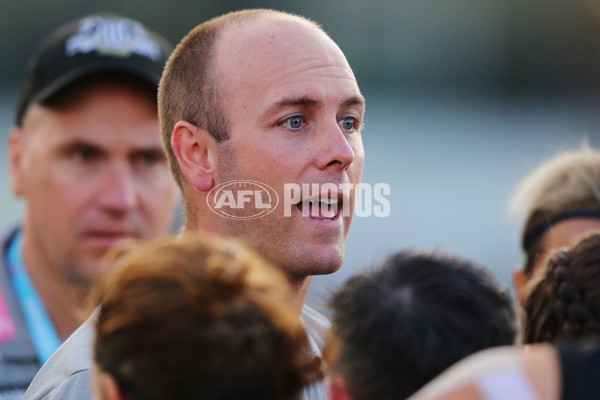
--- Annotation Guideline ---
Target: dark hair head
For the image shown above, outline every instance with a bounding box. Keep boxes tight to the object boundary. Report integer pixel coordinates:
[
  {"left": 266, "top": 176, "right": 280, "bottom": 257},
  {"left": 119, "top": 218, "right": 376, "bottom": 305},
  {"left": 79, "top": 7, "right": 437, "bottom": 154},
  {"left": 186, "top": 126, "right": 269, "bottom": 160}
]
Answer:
[
  {"left": 524, "top": 231, "right": 600, "bottom": 343},
  {"left": 93, "top": 233, "right": 319, "bottom": 400},
  {"left": 329, "top": 250, "right": 517, "bottom": 400}
]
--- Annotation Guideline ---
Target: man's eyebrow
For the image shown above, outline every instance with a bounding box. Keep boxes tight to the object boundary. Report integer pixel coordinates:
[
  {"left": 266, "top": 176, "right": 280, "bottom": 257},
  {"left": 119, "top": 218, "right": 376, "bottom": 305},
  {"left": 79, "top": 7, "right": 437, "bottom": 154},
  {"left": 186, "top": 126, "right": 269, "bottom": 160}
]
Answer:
[
  {"left": 342, "top": 95, "right": 366, "bottom": 109},
  {"left": 132, "top": 146, "right": 167, "bottom": 152},
  {"left": 130, "top": 147, "right": 168, "bottom": 159},
  {"left": 262, "top": 97, "right": 320, "bottom": 118},
  {"left": 262, "top": 95, "right": 365, "bottom": 118},
  {"left": 56, "top": 140, "right": 166, "bottom": 157},
  {"left": 56, "top": 140, "right": 106, "bottom": 155}
]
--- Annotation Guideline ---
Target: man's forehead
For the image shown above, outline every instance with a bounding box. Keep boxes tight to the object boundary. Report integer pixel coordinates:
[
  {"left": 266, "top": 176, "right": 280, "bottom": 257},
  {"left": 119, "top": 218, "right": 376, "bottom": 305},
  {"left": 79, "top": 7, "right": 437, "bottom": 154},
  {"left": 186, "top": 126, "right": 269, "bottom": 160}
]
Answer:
[
  {"left": 22, "top": 103, "right": 161, "bottom": 147},
  {"left": 213, "top": 15, "right": 357, "bottom": 104},
  {"left": 219, "top": 14, "right": 319, "bottom": 46},
  {"left": 544, "top": 219, "right": 600, "bottom": 248},
  {"left": 215, "top": 16, "right": 345, "bottom": 73},
  {"left": 48, "top": 135, "right": 165, "bottom": 158},
  {"left": 260, "top": 94, "right": 365, "bottom": 121}
]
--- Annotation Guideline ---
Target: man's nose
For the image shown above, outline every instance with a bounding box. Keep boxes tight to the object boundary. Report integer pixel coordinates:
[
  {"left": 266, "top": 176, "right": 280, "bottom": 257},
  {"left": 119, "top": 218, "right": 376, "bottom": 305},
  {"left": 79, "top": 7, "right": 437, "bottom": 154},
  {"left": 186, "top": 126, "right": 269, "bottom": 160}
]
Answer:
[
  {"left": 97, "top": 161, "right": 138, "bottom": 214},
  {"left": 314, "top": 119, "right": 357, "bottom": 170}
]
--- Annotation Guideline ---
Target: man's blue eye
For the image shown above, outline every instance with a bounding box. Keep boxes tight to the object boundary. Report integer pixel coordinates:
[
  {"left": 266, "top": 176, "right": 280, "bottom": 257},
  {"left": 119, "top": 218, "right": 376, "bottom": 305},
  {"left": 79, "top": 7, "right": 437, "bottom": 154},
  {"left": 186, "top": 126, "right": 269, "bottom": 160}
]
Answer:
[
  {"left": 280, "top": 115, "right": 304, "bottom": 130},
  {"left": 288, "top": 116, "right": 303, "bottom": 129},
  {"left": 341, "top": 117, "right": 355, "bottom": 131}
]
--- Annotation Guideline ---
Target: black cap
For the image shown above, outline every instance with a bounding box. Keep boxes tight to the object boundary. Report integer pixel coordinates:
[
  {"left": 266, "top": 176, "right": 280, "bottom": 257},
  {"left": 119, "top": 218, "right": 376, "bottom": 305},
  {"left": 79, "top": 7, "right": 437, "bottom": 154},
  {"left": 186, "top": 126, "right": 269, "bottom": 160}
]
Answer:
[{"left": 15, "top": 13, "right": 172, "bottom": 125}]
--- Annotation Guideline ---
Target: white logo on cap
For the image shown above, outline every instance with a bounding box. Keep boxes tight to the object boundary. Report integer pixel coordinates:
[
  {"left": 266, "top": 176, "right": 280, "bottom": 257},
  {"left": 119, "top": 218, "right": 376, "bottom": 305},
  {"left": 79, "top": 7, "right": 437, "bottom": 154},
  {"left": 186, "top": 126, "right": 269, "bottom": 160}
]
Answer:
[{"left": 65, "top": 16, "right": 161, "bottom": 60}]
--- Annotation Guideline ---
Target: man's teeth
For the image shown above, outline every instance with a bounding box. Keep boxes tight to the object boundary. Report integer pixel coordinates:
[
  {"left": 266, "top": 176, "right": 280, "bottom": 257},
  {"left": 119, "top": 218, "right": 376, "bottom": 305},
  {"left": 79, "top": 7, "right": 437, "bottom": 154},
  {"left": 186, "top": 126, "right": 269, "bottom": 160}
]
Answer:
[
  {"left": 320, "top": 198, "right": 338, "bottom": 205},
  {"left": 300, "top": 200, "right": 339, "bottom": 218}
]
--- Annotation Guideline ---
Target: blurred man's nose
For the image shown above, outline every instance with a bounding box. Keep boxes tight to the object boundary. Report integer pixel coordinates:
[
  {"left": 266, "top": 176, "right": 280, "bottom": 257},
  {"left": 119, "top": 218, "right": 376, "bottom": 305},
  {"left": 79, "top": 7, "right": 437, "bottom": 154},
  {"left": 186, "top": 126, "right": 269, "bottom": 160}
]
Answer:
[{"left": 97, "top": 161, "right": 138, "bottom": 214}]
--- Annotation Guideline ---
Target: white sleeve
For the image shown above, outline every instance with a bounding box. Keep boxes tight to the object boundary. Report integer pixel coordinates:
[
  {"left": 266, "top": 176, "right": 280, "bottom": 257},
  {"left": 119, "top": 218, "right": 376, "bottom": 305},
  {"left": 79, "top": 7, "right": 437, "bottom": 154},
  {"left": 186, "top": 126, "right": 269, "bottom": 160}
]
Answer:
[
  {"left": 409, "top": 347, "right": 539, "bottom": 400},
  {"left": 476, "top": 366, "right": 540, "bottom": 400}
]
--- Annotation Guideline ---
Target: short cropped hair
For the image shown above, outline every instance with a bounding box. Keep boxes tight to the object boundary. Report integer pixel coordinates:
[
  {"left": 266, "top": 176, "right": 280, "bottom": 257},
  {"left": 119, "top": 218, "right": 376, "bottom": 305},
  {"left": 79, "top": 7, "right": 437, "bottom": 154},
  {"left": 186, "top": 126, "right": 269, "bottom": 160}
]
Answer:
[
  {"left": 93, "top": 233, "right": 319, "bottom": 400},
  {"left": 329, "top": 250, "right": 518, "bottom": 400},
  {"left": 524, "top": 232, "right": 600, "bottom": 343},
  {"left": 511, "top": 146, "right": 600, "bottom": 277},
  {"left": 158, "top": 9, "right": 320, "bottom": 190}
]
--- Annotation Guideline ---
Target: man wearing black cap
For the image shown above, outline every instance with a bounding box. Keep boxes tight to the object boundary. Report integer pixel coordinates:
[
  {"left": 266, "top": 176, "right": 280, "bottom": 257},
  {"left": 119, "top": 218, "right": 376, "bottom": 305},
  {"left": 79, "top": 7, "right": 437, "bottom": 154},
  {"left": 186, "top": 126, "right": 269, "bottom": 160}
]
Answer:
[{"left": 1, "top": 13, "right": 178, "bottom": 397}]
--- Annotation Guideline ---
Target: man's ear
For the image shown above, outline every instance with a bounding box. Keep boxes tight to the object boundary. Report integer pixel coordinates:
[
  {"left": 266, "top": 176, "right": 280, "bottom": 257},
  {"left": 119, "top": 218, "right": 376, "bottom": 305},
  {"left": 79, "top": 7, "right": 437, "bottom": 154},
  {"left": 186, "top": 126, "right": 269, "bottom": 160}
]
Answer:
[
  {"left": 171, "top": 121, "right": 217, "bottom": 192},
  {"left": 330, "top": 377, "right": 353, "bottom": 400},
  {"left": 9, "top": 127, "right": 26, "bottom": 197}
]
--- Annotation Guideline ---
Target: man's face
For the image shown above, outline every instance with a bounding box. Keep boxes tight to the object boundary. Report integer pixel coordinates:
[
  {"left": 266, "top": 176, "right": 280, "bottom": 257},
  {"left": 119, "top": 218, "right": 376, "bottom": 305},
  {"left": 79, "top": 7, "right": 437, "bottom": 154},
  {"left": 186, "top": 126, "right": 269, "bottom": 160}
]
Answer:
[
  {"left": 211, "top": 18, "right": 365, "bottom": 277},
  {"left": 11, "top": 80, "right": 178, "bottom": 284}
]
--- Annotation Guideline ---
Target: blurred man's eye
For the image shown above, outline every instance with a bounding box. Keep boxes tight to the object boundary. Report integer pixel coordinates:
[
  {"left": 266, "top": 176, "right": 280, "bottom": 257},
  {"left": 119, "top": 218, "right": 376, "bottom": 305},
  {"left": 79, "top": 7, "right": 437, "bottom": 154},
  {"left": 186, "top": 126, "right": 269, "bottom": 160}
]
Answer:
[
  {"left": 133, "top": 150, "right": 165, "bottom": 167},
  {"left": 71, "top": 145, "right": 100, "bottom": 162}
]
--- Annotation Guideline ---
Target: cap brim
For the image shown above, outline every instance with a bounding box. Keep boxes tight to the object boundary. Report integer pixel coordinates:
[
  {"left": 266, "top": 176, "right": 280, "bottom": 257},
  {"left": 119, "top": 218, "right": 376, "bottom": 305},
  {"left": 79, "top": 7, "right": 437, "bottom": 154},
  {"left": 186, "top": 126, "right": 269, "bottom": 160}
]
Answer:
[{"left": 31, "top": 58, "right": 162, "bottom": 105}]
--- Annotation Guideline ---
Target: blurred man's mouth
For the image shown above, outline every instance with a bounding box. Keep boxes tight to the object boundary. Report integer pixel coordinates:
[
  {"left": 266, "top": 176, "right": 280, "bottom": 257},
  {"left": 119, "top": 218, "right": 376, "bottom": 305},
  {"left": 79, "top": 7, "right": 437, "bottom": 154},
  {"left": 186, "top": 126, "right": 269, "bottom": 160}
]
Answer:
[{"left": 83, "top": 229, "right": 137, "bottom": 248}]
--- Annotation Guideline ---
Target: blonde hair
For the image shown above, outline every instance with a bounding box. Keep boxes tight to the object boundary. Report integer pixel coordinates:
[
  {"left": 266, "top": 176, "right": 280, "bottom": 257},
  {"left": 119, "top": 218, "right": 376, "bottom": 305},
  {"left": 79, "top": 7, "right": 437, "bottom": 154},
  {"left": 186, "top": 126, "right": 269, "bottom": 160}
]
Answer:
[{"left": 511, "top": 145, "right": 600, "bottom": 218}]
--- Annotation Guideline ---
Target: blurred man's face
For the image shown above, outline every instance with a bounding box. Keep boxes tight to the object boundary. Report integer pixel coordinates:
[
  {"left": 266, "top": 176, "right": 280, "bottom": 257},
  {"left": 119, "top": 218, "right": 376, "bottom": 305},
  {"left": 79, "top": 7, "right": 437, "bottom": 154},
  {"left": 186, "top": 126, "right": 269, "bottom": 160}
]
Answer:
[
  {"left": 10, "top": 80, "right": 178, "bottom": 284},
  {"left": 516, "top": 219, "right": 600, "bottom": 307},
  {"left": 211, "top": 17, "right": 365, "bottom": 278}
]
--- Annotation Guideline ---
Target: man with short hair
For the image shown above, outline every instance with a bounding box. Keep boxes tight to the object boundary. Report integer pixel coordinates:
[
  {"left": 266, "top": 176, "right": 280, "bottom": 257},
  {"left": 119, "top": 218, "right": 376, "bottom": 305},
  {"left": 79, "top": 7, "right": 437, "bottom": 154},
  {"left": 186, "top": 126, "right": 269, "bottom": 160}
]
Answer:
[
  {"left": 162, "top": 8, "right": 365, "bottom": 308},
  {"left": 1, "top": 13, "right": 178, "bottom": 398},
  {"left": 23, "top": 9, "right": 364, "bottom": 400}
]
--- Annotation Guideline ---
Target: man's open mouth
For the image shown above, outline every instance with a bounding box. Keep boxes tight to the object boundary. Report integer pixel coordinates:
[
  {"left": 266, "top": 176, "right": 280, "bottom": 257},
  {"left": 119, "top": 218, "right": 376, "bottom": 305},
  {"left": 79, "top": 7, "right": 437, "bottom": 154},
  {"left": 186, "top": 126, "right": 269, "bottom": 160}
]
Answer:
[{"left": 296, "top": 192, "right": 344, "bottom": 220}]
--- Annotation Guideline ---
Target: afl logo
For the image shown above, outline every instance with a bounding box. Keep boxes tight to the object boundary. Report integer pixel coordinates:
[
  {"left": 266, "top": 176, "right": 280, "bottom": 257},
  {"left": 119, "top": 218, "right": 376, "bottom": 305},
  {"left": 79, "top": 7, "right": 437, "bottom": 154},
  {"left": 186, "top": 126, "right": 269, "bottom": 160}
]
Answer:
[{"left": 207, "top": 180, "right": 279, "bottom": 220}]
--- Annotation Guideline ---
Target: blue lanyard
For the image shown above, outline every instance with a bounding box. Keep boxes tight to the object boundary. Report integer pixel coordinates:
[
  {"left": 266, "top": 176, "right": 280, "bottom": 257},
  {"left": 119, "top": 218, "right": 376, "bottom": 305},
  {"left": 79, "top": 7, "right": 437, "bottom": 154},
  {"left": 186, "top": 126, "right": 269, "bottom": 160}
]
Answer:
[{"left": 6, "top": 231, "right": 62, "bottom": 363}]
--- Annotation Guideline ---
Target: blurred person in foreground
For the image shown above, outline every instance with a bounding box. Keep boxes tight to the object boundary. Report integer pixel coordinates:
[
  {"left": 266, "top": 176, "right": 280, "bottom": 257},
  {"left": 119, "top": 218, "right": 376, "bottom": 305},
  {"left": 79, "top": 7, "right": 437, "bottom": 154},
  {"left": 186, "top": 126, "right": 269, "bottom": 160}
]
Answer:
[
  {"left": 407, "top": 342, "right": 600, "bottom": 400},
  {"left": 1, "top": 13, "right": 177, "bottom": 398},
  {"left": 326, "top": 250, "right": 518, "bottom": 400},
  {"left": 511, "top": 146, "right": 600, "bottom": 312},
  {"left": 24, "top": 8, "right": 364, "bottom": 400},
  {"left": 410, "top": 229, "right": 600, "bottom": 400},
  {"left": 92, "top": 233, "right": 320, "bottom": 400},
  {"left": 524, "top": 231, "right": 600, "bottom": 343}
]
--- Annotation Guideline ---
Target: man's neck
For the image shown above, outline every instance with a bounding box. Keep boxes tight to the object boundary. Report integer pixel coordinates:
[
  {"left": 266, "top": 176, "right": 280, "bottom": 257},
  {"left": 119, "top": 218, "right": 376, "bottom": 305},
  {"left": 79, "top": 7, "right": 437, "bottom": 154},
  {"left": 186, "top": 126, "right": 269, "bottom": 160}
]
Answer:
[
  {"left": 20, "top": 230, "right": 89, "bottom": 341},
  {"left": 287, "top": 273, "right": 311, "bottom": 315}
]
